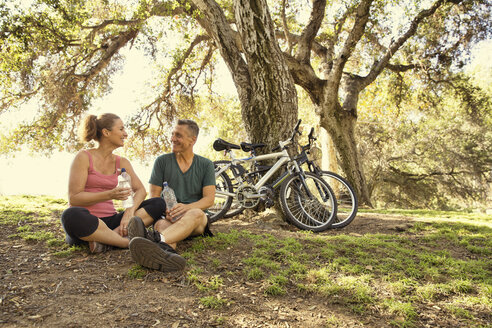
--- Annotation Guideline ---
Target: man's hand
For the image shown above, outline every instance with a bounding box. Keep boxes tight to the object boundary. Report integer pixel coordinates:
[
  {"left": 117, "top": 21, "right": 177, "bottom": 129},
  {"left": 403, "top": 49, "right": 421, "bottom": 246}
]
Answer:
[{"left": 166, "top": 203, "right": 189, "bottom": 222}]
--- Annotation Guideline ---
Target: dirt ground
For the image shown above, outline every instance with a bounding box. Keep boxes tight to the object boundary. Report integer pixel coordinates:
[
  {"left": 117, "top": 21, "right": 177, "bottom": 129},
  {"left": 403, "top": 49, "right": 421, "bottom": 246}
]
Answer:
[{"left": 0, "top": 211, "right": 483, "bottom": 327}]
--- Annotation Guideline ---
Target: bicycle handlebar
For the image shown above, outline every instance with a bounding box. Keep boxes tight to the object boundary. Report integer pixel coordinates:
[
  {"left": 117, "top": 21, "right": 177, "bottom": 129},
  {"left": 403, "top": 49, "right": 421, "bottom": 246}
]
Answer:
[
  {"left": 308, "top": 128, "right": 316, "bottom": 142},
  {"left": 291, "top": 119, "right": 302, "bottom": 141}
]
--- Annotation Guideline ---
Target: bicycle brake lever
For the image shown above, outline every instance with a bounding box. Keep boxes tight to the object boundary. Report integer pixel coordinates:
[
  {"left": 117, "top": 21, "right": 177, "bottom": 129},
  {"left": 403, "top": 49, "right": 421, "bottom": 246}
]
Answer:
[{"left": 308, "top": 127, "right": 316, "bottom": 140}]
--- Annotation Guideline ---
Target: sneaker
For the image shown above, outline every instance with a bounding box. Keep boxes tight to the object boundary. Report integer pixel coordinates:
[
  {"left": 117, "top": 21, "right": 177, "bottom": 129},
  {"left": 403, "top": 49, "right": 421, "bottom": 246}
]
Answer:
[
  {"left": 89, "top": 241, "right": 112, "bottom": 254},
  {"left": 127, "top": 216, "right": 161, "bottom": 242},
  {"left": 129, "top": 237, "right": 186, "bottom": 272}
]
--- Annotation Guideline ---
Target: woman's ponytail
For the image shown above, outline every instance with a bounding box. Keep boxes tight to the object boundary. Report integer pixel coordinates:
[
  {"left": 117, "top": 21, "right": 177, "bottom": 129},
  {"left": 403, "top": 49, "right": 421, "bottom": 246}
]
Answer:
[{"left": 78, "top": 113, "right": 120, "bottom": 142}]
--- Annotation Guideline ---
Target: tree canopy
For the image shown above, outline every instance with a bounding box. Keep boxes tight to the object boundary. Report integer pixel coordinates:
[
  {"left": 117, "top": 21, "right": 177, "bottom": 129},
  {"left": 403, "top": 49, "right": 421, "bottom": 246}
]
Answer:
[{"left": 1, "top": 0, "right": 491, "bottom": 208}]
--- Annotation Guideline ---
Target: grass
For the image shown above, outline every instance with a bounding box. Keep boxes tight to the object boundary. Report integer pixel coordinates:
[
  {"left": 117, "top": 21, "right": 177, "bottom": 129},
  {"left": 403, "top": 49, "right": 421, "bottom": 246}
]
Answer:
[
  {"left": 127, "top": 265, "right": 148, "bottom": 279},
  {"left": 360, "top": 208, "right": 492, "bottom": 223},
  {"left": 199, "top": 295, "right": 228, "bottom": 309},
  {"left": 183, "top": 211, "right": 491, "bottom": 326},
  {"left": 1, "top": 195, "right": 491, "bottom": 326},
  {"left": 0, "top": 195, "right": 86, "bottom": 257}
]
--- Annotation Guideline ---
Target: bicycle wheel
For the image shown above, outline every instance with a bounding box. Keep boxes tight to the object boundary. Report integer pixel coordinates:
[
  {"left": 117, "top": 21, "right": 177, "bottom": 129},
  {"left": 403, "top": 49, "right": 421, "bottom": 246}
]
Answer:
[
  {"left": 318, "top": 171, "right": 358, "bottom": 228},
  {"left": 208, "top": 168, "right": 233, "bottom": 223},
  {"left": 279, "top": 172, "right": 337, "bottom": 232},
  {"left": 214, "top": 160, "right": 245, "bottom": 218}
]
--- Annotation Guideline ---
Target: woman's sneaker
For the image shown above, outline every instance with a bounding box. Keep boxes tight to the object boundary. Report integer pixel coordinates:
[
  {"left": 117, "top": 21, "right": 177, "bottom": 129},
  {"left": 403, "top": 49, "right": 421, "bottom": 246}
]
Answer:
[
  {"left": 128, "top": 216, "right": 160, "bottom": 242},
  {"left": 129, "top": 237, "right": 186, "bottom": 272}
]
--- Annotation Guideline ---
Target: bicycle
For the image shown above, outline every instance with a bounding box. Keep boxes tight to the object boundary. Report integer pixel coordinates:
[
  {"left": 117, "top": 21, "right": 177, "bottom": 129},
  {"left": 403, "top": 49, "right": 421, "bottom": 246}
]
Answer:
[
  {"left": 297, "top": 128, "right": 358, "bottom": 228},
  {"left": 208, "top": 120, "right": 338, "bottom": 232},
  {"left": 210, "top": 125, "right": 358, "bottom": 229}
]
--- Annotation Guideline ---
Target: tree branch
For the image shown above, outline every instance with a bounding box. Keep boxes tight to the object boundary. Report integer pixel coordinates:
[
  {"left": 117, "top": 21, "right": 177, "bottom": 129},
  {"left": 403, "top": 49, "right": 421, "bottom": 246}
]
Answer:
[
  {"left": 331, "top": 0, "right": 373, "bottom": 82},
  {"left": 82, "top": 19, "right": 143, "bottom": 44},
  {"left": 388, "top": 164, "right": 477, "bottom": 182},
  {"left": 295, "top": 0, "right": 326, "bottom": 64},
  {"left": 281, "top": 0, "right": 293, "bottom": 55},
  {"left": 386, "top": 63, "right": 418, "bottom": 72},
  {"left": 283, "top": 53, "right": 325, "bottom": 105},
  {"left": 142, "top": 34, "right": 210, "bottom": 123},
  {"left": 362, "top": 0, "right": 447, "bottom": 89},
  {"left": 76, "top": 29, "right": 139, "bottom": 81},
  {"left": 191, "top": 0, "right": 251, "bottom": 108},
  {"left": 325, "top": 6, "right": 356, "bottom": 73},
  {"left": 275, "top": 30, "right": 327, "bottom": 58},
  {"left": 0, "top": 89, "right": 40, "bottom": 112}
]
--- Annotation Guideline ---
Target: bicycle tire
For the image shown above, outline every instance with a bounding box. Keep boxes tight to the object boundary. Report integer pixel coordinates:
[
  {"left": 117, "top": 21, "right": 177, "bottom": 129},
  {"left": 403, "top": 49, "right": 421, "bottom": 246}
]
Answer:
[
  {"left": 208, "top": 168, "right": 233, "bottom": 223},
  {"left": 318, "top": 171, "right": 358, "bottom": 228},
  {"left": 279, "top": 172, "right": 337, "bottom": 232},
  {"left": 214, "top": 160, "right": 245, "bottom": 218}
]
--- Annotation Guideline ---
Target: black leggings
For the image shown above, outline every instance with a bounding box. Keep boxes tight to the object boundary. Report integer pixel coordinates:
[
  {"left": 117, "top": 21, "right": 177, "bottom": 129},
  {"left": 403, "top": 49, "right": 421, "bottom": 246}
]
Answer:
[{"left": 61, "top": 197, "right": 166, "bottom": 245}]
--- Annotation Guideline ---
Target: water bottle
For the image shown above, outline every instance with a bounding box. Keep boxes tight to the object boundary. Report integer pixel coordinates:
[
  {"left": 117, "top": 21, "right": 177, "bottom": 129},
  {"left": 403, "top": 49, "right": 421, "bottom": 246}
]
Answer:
[
  {"left": 161, "top": 181, "right": 182, "bottom": 222},
  {"left": 118, "top": 168, "right": 134, "bottom": 208}
]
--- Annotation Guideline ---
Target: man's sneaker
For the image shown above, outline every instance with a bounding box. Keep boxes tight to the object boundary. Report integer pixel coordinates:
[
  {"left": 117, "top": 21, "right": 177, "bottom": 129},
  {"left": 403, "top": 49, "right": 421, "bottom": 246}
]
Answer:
[
  {"left": 127, "top": 216, "right": 161, "bottom": 242},
  {"left": 129, "top": 237, "right": 186, "bottom": 272},
  {"left": 89, "top": 241, "right": 112, "bottom": 254}
]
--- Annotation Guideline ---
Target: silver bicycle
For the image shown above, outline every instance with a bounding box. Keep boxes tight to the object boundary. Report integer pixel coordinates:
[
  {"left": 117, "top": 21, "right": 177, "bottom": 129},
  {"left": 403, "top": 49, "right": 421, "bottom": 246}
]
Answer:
[{"left": 209, "top": 120, "right": 338, "bottom": 232}]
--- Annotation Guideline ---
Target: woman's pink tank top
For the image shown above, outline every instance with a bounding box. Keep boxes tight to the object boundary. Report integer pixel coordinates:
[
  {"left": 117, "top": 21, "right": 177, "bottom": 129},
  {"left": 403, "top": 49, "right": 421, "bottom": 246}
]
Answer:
[{"left": 84, "top": 150, "right": 120, "bottom": 218}]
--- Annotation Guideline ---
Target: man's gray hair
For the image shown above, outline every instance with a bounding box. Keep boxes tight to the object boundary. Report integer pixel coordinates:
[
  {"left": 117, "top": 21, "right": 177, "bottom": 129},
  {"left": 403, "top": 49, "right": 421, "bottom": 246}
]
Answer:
[{"left": 177, "top": 119, "right": 199, "bottom": 137}]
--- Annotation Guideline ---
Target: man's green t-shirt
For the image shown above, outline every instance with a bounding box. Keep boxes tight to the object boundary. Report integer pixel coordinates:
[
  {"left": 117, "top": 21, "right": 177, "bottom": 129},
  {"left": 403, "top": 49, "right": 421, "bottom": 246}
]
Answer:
[{"left": 149, "top": 153, "right": 215, "bottom": 204}]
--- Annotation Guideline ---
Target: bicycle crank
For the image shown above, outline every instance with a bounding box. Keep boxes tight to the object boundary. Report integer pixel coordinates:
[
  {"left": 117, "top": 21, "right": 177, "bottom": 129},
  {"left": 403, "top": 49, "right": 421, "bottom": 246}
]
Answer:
[{"left": 236, "top": 185, "right": 260, "bottom": 208}]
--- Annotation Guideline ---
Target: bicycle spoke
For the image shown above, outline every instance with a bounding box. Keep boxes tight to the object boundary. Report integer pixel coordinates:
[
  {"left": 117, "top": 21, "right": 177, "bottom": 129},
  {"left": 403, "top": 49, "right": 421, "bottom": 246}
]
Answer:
[
  {"left": 318, "top": 172, "right": 358, "bottom": 228},
  {"left": 280, "top": 173, "right": 337, "bottom": 231}
]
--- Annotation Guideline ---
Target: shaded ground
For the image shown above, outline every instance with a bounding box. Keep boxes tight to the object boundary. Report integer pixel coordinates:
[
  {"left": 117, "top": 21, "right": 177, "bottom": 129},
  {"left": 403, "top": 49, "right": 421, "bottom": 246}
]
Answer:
[{"left": 0, "top": 209, "right": 488, "bottom": 327}]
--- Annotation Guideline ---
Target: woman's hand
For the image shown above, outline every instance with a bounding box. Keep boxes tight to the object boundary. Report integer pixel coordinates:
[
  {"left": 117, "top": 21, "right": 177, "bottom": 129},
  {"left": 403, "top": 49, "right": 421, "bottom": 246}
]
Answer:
[
  {"left": 118, "top": 210, "right": 134, "bottom": 237},
  {"left": 110, "top": 186, "right": 132, "bottom": 200}
]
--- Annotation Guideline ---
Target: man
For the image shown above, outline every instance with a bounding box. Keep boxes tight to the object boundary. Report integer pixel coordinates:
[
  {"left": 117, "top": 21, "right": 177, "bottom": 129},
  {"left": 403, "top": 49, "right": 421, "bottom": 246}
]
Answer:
[{"left": 127, "top": 119, "right": 215, "bottom": 272}]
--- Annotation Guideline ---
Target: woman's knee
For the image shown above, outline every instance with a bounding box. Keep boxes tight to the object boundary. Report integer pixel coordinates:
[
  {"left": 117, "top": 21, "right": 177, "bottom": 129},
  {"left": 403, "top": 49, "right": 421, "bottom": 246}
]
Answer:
[
  {"left": 61, "top": 207, "right": 84, "bottom": 227},
  {"left": 137, "top": 197, "right": 166, "bottom": 221},
  {"left": 61, "top": 207, "right": 98, "bottom": 238}
]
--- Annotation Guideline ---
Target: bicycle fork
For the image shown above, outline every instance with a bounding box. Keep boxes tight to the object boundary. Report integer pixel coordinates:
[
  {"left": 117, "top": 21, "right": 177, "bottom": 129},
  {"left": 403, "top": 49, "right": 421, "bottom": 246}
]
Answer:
[{"left": 290, "top": 164, "right": 331, "bottom": 202}]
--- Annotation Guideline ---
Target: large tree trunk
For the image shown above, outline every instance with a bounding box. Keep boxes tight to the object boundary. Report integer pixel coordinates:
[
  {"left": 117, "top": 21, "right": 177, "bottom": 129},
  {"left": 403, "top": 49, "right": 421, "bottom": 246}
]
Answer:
[
  {"left": 320, "top": 127, "right": 338, "bottom": 174},
  {"left": 319, "top": 102, "right": 373, "bottom": 206},
  {"left": 192, "top": 0, "right": 298, "bottom": 149},
  {"left": 234, "top": 0, "right": 298, "bottom": 147}
]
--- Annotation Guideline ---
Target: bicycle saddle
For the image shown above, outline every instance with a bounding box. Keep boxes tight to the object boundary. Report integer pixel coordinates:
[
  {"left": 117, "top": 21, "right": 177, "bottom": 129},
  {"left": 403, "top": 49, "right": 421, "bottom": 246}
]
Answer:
[
  {"left": 240, "top": 142, "right": 266, "bottom": 152},
  {"left": 213, "top": 138, "right": 241, "bottom": 151}
]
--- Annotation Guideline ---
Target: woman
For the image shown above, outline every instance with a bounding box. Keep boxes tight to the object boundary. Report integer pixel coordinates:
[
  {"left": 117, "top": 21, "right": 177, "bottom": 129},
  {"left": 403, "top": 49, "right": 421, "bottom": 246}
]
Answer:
[{"left": 61, "top": 113, "right": 165, "bottom": 253}]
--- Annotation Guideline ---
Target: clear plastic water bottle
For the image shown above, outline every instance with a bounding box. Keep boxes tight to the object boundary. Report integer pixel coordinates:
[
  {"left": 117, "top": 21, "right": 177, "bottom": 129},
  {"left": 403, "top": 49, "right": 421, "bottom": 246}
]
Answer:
[
  {"left": 161, "top": 181, "right": 182, "bottom": 222},
  {"left": 118, "top": 168, "right": 134, "bottom": 208}
]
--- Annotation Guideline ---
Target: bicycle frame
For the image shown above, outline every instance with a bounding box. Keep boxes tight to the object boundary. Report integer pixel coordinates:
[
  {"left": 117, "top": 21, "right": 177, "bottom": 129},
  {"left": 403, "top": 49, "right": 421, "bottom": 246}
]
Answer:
[{"left": 215, "top": 139, "right": 296, "bottom": 199}]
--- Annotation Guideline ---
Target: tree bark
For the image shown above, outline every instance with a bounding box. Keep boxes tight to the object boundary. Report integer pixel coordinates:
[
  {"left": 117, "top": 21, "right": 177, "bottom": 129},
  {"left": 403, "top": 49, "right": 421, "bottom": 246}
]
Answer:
[
  {"left": 318, "top": 102, "right": 373, "bottom": 206},
  {"left": 233, "top": 0, "right": 298, "bottom": 146},
  {"left": 320, "top": 127, "right": 337, "bottom": 174},
  {"left": 192, "top": 0, "right": 297, "bottom": 149}
]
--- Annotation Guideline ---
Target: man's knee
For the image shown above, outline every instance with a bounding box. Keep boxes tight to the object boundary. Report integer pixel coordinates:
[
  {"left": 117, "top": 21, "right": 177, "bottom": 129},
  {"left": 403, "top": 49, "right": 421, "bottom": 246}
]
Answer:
[
  {"left": 188, "top": 208, "right": 207, "bottom": 227},
  {"left": 155, "top": 218, "right": 171, "bottom": 231}
]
